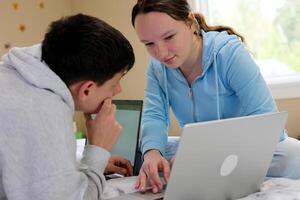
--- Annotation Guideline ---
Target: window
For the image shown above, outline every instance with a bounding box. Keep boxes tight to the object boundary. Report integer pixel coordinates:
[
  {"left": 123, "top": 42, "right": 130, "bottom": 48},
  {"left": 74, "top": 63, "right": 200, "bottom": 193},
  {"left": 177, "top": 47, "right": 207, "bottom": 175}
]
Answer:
[{"left": 189, "top": 0, "right": 300, "bottom": 99}]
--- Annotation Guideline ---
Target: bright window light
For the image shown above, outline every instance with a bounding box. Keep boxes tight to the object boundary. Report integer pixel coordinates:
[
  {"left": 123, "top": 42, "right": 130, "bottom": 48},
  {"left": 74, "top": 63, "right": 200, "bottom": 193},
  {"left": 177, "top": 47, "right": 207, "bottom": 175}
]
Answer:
[
  {"left": 191, "top": 0, "right": 300, "bottom": 99},
  {"left": 210, "top": 0, "right": 300, "bottom": 78}
]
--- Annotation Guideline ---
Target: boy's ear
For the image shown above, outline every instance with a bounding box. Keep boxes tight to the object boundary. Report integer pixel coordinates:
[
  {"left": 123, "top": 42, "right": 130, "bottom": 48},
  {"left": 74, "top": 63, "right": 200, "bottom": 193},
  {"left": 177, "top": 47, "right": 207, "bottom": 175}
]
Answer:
[{"left": 77, "top": 80, "right": 96, "bottom": 101}]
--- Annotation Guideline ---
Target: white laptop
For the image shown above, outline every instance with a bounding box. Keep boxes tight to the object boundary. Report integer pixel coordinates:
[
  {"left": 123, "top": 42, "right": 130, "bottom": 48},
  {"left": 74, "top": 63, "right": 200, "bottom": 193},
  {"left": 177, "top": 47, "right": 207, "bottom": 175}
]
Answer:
[{"left": 110, "top": 111, "right": 288, "bottom": 200}]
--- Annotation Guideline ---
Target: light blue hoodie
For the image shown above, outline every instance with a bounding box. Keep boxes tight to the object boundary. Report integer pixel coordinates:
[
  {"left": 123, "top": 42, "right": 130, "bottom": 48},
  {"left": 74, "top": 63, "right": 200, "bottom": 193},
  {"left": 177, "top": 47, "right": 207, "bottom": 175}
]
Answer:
[{"left": 141, "top": 30, "right": 283, "bottom": 156}]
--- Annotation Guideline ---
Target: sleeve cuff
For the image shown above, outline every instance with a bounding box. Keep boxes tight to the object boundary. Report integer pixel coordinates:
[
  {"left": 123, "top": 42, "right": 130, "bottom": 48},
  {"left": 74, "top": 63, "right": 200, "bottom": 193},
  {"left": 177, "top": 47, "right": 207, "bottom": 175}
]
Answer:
[
  {"left": 80, "top": 145, "right": 111, "bottom": 174},
  {"left": 142, "top": 143, "right": 165, "bottom": 156}
]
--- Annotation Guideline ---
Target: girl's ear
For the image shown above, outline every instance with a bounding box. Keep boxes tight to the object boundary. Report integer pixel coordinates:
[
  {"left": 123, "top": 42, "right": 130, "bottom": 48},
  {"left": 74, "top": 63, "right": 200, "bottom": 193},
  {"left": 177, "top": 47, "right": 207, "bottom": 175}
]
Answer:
[
  {"left": 187, "top": 12, "right": 200, "bottom": 35},
  {"left": 187, "top": 12, "right": 195, "bottom": 28}
]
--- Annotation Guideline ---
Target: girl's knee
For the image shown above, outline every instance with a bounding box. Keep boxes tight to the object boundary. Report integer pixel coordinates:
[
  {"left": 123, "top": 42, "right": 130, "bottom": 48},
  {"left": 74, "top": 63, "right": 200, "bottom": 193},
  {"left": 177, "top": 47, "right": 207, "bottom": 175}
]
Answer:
[{"left": 268, "top": 137, "right": 300, "bottom": 179}]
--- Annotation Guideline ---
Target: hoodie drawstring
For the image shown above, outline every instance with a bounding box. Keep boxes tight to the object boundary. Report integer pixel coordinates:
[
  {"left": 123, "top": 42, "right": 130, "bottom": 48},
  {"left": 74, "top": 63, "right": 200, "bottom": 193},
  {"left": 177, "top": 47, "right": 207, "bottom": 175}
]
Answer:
[{"left": 214, "top": 54, "right": 221, "bottom": 120}]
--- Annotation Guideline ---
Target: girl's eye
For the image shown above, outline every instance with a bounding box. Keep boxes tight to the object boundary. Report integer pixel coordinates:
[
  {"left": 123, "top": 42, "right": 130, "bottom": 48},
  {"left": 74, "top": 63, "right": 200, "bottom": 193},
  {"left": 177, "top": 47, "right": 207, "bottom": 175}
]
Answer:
[
  {"left": 145, "top": 42, "right": 154, "bottom": 46},
  {"left": 165, "top": 34, "right": 174, "bottom": 40}
]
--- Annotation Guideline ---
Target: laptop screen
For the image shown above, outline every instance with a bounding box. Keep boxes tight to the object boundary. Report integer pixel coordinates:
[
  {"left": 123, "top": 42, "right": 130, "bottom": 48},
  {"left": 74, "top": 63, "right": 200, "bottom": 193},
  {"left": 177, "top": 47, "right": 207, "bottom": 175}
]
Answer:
[
  {"left": 76, "top": 100, "right": 143, "bottom": 176},
  {"left": 111, "top": 100, "right": 143, "bottom": 174}
]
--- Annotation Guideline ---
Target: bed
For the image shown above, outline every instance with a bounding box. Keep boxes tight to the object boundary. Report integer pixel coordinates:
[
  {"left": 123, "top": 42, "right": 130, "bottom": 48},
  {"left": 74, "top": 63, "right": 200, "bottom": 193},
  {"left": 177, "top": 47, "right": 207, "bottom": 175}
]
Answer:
[
  {"left": 103, "top": 177, "right": 300, "bottom": 199},
  {"left": 238, "top": 178, "right": 300, "bottom": 200}
]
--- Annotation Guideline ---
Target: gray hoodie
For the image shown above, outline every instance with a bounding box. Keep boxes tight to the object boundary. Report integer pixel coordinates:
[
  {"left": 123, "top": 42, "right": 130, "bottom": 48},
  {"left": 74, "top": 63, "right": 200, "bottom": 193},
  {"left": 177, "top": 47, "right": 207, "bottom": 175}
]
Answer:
[{"left": 0, "top": 44, "right": 110, "bottom": 200}]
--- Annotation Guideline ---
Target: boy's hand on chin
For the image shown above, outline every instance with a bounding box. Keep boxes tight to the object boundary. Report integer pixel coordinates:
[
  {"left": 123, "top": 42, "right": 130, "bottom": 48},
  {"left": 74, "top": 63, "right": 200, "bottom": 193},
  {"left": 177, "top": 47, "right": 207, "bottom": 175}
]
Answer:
[{"left": 84, "top": 98, "right": 122, "bottom": 151}]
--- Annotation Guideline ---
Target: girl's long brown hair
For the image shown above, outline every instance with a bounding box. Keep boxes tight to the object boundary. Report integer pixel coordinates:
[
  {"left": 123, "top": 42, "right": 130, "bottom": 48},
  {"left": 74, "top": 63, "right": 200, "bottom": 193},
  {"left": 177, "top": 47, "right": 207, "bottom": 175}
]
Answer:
[{"left": 131, "top": 0, "right": 244, "bottom": 42}]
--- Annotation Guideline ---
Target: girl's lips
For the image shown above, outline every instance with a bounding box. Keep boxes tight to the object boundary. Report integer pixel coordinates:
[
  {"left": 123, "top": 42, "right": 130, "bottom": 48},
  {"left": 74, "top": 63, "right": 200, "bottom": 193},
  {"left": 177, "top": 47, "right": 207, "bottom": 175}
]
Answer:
[{"left": 164, "top": 56, "right": 175, "bottom": 64}]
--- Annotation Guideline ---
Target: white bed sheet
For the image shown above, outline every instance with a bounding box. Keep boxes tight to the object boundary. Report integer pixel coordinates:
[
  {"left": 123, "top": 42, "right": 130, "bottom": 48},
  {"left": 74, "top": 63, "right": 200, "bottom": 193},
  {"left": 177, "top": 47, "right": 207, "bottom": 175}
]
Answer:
[
  {"left": 238, "top": 178, "right": 300, "bottom": 200},
  {"left": 103, "top": 177, "right": 300, "bottom": 199}
]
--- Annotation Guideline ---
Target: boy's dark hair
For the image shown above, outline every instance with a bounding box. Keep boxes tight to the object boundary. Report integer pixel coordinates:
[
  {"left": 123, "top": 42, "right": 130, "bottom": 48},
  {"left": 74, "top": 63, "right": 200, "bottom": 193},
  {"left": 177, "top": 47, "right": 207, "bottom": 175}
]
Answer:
[{"left": 42, "top": 13, "right": 135, "bottom": 86}]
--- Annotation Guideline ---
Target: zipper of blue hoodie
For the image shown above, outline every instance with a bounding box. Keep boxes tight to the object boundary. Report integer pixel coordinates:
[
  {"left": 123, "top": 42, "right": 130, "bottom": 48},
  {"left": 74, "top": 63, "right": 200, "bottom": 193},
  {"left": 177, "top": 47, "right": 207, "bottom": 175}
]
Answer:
[
  {"left": 188, "top": 86, "right": 196, "bottom": 122},
  {"left": 188, "top": 53, "right": 220, "bottom": 122},
  {"left": 214, "top": 54, "right": 221, "bottom": 120}
]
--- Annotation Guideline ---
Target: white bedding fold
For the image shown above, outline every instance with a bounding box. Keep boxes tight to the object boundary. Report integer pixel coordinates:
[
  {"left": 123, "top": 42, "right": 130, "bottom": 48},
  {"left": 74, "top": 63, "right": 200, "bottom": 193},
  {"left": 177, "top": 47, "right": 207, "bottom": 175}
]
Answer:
[{"left": 238, "top": 178, "right": 300, "bottom": 200}]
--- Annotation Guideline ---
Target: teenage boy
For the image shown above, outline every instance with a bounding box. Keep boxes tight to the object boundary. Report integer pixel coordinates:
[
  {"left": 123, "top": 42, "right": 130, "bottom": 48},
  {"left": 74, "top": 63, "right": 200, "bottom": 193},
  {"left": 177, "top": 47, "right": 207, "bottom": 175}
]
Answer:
[{"left": 0, "top": 13, "right": 135, "bottom": 199}]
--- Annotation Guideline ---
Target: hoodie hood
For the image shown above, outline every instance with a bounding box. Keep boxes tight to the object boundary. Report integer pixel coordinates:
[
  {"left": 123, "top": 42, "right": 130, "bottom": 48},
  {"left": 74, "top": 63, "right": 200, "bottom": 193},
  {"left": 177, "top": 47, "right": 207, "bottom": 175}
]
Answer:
[
  {"left": 1, "top": 44, "right": 74, "bottom": 111},
  {"left": 201, "top": 29, "right": 238, "bottom": 74}
]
